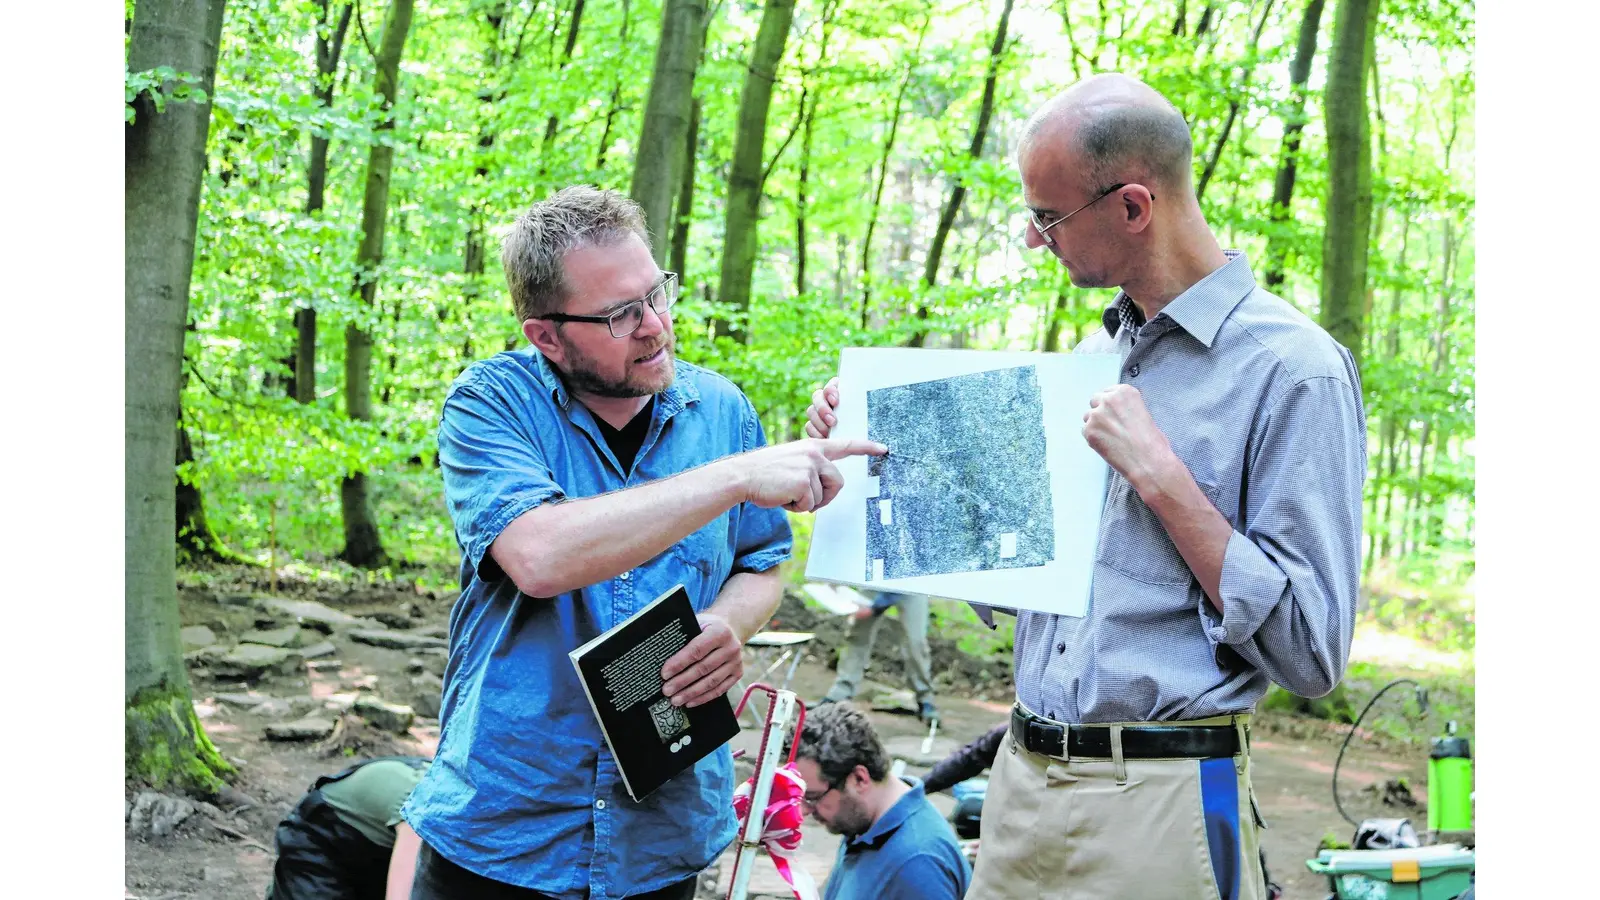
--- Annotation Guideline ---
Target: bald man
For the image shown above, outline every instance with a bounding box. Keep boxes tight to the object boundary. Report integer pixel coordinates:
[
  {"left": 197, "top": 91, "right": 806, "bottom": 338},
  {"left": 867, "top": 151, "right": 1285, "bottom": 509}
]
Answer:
[{"left": 804, "top": 73, "right": 1363, "bottom": 899}]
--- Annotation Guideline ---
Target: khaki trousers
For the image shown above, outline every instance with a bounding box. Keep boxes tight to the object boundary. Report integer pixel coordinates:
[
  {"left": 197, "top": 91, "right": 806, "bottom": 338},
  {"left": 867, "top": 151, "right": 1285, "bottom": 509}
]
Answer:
[
  {"left": 967, "top": 710, "right": 1267, "bottom": 900},
  {"left": 824, "top": 592, "right": 935, "bottom": 705}
]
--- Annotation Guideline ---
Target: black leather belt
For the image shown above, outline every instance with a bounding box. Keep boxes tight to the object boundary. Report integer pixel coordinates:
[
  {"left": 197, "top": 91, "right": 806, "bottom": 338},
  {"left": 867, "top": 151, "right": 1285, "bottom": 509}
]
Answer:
[{"left": 1010, "top": 705, "right": 1241, "bottom": 760}]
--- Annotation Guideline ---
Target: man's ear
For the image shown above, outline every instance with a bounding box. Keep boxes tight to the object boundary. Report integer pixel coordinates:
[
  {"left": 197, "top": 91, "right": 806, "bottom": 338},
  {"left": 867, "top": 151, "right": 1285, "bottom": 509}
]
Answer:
[
  {"left": 1121, "top": 184, "right": 1155, "bottom": 234},
  {"left": 523, "top": 318, "right": 565, "bottom": 363}
]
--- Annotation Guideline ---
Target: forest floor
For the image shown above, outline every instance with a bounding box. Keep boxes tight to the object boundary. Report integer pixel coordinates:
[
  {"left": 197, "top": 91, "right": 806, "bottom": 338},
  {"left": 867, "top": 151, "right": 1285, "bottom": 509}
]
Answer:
[{"left": 125, "top": 563, "right": 1466, "bottom": 900}]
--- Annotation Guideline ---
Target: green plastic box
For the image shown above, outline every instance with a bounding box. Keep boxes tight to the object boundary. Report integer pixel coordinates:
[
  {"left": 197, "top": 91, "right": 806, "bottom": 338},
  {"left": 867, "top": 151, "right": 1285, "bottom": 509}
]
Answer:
[{"left": 1305, "top": 844, "right": 1475, "bottom": 900}]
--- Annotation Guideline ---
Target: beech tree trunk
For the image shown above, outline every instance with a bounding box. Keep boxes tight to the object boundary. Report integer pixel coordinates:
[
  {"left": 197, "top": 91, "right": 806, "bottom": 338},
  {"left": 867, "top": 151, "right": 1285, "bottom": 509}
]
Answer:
[
  {"left": 1319, "top": 0, "right": 1380, "bottom": 368},
  {"left": 292, "top": 0, "right": 354, "bottom": 404},
  {"left": 594, "top": 0, "right": 633, "bottom": 171},
  {"left": 1263, "top": 0, "right": 1327, "bottom": 291},
  {"left": 860, "top": 7, "right": 930, "bottom": 327},
  {"left": 792, "top": 0, "right": 838, "bottom": 301},
  {"left": 341, "top": 0, "right": 416, "bottom": 568},
  {"left": 714, "top": 0, "right": 798, "bottom": 342},
  {"left": 909, "top": 0, "right": 1013, "bottom": 347},
  {"left": 540, "top": 0, "right": 588, "bottom": 164},
  {"left": 628, "top": 0, "right": 707, "bottom": 266},
  {"left": 795, "top": 90, "right": 811, "bottom": 298},
  {"left": 1194, "top": 0, "right": 1277, "bottom": 202},
  {"left": 461, "top": 4, "right": 510, "bottom": 365},
  {"left": 670, "top": 97, "right": 701, "bottom": 280},
  {"left": 126, "top": 0, "right": 234, "bottom": 795},
  {"left": 174, "top": 418, "right": 239, "bottom": 563}
]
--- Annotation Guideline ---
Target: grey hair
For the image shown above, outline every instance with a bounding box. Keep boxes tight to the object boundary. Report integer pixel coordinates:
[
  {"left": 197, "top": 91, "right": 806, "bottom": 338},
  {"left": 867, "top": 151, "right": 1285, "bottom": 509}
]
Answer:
[
  {"left": 1018, "top": 83, "right": 1195, "bottom": 196},
  {"left": 1073, "top": 100, "right": 1194, "bottom": 194},
  {"left": 500, "top": 185, "right": 651, "bottom": 322},
  {"left": 785, "top": 703, "right": 890, "bottom": 785}
]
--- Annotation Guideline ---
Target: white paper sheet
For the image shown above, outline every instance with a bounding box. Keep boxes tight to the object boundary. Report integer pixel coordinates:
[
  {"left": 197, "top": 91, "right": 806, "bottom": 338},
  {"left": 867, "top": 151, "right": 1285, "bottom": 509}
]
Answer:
[{"left": 804, "top": 348, "right": 1121, "bottom": 617}]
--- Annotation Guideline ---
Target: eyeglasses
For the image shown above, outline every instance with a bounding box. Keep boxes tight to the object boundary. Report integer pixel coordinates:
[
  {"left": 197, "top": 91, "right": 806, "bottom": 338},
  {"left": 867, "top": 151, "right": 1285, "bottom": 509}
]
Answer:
[
  {"left": 535, "top": 271, "right": 679, "bottom": 338},
  {"left": 1028, "top": 182, "right": 1142, "bottom": 247},
  {"left": 801, "top": 778, "right": 843, "bottom": 808}
]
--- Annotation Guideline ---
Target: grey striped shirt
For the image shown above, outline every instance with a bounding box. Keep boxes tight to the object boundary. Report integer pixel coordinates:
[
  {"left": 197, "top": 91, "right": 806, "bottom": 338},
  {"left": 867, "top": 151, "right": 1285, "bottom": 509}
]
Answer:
[{"left": 1013, "top": 251, "right": 1367, "bottom": 723}]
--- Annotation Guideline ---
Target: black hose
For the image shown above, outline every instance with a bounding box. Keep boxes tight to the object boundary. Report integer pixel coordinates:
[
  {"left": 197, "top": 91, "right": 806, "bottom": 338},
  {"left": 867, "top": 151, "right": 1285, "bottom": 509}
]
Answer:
[{"left": 1332, "top": 678, "right": 1426, "bottom": 828}]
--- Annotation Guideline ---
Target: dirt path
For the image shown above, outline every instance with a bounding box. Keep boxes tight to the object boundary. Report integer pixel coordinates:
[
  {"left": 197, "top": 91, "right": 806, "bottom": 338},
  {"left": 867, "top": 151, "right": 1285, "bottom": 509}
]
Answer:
[{"left": 125, "top": 579, "right": 1433, "bottom": 900}]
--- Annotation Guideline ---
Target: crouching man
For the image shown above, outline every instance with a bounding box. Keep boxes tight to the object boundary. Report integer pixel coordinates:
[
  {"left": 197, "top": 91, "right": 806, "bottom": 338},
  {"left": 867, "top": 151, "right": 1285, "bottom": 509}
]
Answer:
[
  {"left": 269, "top": 756, "right": 430, "bottom": 899},
  {"left": 786, "top": 704, "right": 970, "bottom": 900}
]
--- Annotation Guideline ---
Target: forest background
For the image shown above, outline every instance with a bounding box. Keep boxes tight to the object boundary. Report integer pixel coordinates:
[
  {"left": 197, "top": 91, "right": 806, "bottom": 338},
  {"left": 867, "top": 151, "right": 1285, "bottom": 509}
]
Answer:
[{"left": 120, "top": 0, "right": 1476, "bottom": 794}]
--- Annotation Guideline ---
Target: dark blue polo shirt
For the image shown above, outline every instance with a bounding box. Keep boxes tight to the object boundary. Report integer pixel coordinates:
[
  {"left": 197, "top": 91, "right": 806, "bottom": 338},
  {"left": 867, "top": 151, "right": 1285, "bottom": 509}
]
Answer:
[{"left": 822, "top": 778, "right": 971, "bottom": 900}]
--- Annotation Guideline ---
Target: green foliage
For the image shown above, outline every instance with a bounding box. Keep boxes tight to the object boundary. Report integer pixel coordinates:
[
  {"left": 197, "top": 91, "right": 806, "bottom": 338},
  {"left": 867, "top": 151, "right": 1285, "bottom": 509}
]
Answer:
[
  {"left": 1260, "top": 681, "right": 1358, "bottom": 724},
  {"left": 1269, "top": 657, "right": 1474, "bottom": 750},
  {"left": 165, "top": 0, "right": 1475, "bottom": 607},
  {"left": 126, "top": 66, "right": 210, "bottom": 123},
  {"left": 1363, "top": 578, "right": 1475, "bottom": 655}
]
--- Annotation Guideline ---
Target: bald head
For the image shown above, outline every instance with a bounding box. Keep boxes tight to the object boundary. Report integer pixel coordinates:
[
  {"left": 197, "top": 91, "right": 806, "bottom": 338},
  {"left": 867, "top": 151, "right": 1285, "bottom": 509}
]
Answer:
[{"left": 1020, "top": 73, "right": 1194, "bottom": 197}]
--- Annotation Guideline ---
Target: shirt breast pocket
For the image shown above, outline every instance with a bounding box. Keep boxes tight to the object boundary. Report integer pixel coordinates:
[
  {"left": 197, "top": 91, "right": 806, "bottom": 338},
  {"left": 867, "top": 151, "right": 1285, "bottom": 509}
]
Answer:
[
  {"left": 669, "top": 516, "right": 733, "bottom": 610},
  {"left": 1095, "top": 474, "right": 1223, "bottom": 587}
]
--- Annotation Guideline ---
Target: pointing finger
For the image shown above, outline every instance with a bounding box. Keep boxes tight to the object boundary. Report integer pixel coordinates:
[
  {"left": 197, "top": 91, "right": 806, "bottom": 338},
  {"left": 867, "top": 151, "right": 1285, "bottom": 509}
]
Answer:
[{"left": 819, "top": 437, "right": 889, "bottom": 461}]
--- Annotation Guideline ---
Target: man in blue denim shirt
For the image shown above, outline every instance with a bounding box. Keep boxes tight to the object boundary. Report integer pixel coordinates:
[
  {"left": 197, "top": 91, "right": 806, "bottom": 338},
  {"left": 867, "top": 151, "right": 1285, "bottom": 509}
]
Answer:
[{"left": 402, "top": 186, "right": 884, "bottom": 900}]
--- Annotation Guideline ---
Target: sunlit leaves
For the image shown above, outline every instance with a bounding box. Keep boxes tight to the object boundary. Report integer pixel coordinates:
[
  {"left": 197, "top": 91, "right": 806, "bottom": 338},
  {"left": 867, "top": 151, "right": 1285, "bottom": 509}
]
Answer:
[{"left": 178, "top": 0, "right": 1475, "bottom": 582}]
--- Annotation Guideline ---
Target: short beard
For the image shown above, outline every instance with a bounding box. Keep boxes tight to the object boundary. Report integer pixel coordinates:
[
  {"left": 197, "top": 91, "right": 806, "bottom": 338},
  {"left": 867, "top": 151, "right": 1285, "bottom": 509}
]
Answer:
[
  {"left": 557, "top": 330, "right": 676, "bottom": 399},
  {"left": 825, "top": 795, "right": 875, "bottom": 838}
]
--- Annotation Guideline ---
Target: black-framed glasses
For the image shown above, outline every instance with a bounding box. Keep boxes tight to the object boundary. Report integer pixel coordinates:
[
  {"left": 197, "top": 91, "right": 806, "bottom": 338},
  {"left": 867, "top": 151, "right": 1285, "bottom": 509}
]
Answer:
[
  {"left": 801, "top": 777, "right": 843, "bottom": 808},
  {"left": 536, "top": 271, "right": 679, "bottom": 338},
  {"left": 1028, "top": 182, "right": 1141, "bottom": 247}
]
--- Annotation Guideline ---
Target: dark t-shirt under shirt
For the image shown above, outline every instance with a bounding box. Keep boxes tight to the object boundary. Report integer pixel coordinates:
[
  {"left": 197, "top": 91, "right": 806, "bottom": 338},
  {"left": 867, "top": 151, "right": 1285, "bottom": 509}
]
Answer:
[{"left": 595, "top": 397, "right": 655, "bottom": 473}]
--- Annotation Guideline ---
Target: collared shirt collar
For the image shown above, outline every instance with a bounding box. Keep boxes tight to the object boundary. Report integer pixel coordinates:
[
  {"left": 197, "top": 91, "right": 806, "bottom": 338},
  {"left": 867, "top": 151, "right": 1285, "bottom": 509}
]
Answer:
[
  {"left": 527, "top": 346, "right": 701, "bottom": 412},
  {"left": 846, "top": 777, "right": 925, "bottom": 851},
  {"left": 1101, "top": 250, "right": 1255, "bottom": 349}
]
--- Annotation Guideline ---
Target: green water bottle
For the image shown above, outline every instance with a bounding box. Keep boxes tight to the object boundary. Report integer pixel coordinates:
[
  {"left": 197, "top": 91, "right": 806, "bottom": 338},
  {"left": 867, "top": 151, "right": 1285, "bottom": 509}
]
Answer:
[{"left": 1428, "top": 721, "right": 1473, "bottom": 833}]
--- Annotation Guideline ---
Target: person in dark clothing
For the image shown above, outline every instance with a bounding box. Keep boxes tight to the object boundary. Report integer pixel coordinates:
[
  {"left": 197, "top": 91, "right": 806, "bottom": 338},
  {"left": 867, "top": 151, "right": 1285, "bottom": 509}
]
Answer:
[
  {"left": 922, "top": 724, "right": 1008, "bottom": 795},
  {"left": 268, "top": 756, "right": 430, "bottom": 900}
]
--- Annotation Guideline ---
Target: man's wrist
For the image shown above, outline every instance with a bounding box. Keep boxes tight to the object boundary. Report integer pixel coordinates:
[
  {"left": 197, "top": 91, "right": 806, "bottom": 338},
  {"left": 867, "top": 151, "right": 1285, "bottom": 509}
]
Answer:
[
  {"left": 708, "top": 454, "right": 754, "bottom": 507},
  {"left": 1130, "top": 448, "right": 1190, "bottom": 506},
  {"left": 705, "top": 601, "right": 756, "bottom": 644}
]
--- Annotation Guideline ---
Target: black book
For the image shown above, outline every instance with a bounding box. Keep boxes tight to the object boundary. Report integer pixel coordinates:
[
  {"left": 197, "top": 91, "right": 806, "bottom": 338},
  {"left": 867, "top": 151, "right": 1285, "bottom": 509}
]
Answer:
[{"left": 569, "top": 583, "right": 741, "bottom": 801}]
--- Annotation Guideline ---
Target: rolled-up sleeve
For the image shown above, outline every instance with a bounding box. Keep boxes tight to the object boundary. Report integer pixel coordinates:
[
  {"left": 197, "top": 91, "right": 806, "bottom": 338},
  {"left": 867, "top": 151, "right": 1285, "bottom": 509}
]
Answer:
[
  {"left": 438, "top": 384, "right": 566, "bottom": 582},
  {"left": 729, "top": 397, "right": 792, "bottom": 574},
  {"left": 1204, "top": 373, "right": 1367, "bottom": 698}
]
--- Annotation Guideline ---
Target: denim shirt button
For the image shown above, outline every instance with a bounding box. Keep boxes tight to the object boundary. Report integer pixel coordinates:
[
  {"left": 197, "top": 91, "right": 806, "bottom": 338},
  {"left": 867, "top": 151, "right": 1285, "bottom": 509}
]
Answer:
[
  {"left": 596, "top": 799, "right": 606, "bottom": 810},
  {"left": 619, "top": 571, "right": 631, "bottom": 581}
]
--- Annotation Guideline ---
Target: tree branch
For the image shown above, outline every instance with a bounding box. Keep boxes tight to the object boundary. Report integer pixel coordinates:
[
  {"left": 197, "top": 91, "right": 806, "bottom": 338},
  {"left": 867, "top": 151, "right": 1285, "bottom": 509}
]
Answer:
[
  {"left": 352, "top": 0, "right": 379, "bottom": 60},
  {"left": 1195, "top": 0, "right": 1278, "bottom": 202},
  {"left": 762, "top": 84, "right": 807, "bottom": 188},
  {"left": 509, "top": 0, "right": 544, "bottom": 64}
]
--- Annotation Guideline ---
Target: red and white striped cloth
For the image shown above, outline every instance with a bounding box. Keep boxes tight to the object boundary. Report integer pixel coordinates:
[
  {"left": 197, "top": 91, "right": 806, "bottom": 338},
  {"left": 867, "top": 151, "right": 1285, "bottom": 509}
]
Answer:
[{"left": 731, "top": 763, "right": 821, "bottom": 900}]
